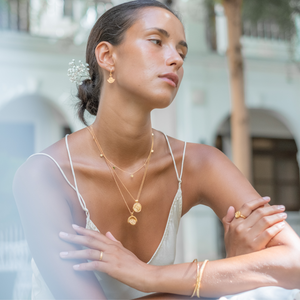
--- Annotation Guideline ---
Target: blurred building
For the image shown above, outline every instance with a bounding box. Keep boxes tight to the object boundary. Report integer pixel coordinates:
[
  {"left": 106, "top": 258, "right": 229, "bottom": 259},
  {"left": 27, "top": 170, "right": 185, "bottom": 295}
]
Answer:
[
  {"left": 0, "top": 0, "right": 300, "bottom": 298},
  {"left": 174, "top": 0, "right": 300, "bottom": 262}
]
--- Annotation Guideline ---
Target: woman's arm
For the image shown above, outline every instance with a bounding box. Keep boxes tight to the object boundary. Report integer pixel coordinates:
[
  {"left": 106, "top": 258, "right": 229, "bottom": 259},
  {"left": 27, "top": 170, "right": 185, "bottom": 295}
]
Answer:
[
  {"left": 59, "top": 223, "right": 300, "bottom": 298},
  {"left": 13, "top": 155, "right": 107, "bottom": 299},
  {"left": 194, "top": 145, "right": 300, "bottom": 250},
  {"left": 59, "top": 144, "right": 300, "bottom": 298}
]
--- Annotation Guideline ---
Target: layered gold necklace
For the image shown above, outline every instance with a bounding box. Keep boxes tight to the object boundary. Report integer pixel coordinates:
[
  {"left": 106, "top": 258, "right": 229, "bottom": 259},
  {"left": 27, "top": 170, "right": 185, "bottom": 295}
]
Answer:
[{"left": 87, "top": 125, "right": 154, "bottom": 225}]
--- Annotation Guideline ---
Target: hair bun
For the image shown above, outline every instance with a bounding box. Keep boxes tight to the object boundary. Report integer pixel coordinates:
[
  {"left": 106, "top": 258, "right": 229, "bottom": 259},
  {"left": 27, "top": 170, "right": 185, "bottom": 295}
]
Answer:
[{"left": 77, "top": 78, "right": 99, "bottom": 125}]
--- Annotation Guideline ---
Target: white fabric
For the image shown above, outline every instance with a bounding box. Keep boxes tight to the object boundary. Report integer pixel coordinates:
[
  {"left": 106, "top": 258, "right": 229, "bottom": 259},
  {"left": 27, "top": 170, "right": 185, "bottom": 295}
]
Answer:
[
  {"left": 29, "top": 134, "right": 185, "bottom": 299},
  {"left": 220, "top": 286, "right": 300, "bottom": 300}
]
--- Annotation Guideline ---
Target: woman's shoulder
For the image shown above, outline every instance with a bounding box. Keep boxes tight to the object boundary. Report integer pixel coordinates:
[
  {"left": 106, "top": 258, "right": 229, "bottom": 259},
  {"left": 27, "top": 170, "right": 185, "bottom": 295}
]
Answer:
[
  {"left": 163, "top": 133, "right": 225, "bottom": 165},
  {"left": 13, "top": 133, "right": 78, "bottom": 197},
  {"left": 186, "top": 142, "right": 226, "bottom": 163},
  {"left": 23, "top": 127, "right": 87, "bottom": 171},
  {"left": 19, "top": 139, "right": 68, "bottom": 178},
  {"left": 13, "top": 143, "right": 65, "bottom": 192},
  {"left": 14, "top": 127, "right": 90, "bottom": 190}
]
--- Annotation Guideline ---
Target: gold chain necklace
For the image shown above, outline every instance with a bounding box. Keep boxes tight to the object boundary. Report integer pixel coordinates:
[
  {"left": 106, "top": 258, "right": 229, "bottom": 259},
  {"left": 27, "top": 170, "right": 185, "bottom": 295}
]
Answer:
[
  {"left": 110, "top": 157, "right": 150, "bottom": 225},
  {"left": 111, "top": 165, "right": 146, "bottom": 213},
  {"left": 87, "top": 126, "right": 154, "bottom": 225},
  {"left": 88, "top": 127, "right": 154, "bottom": 178},
  {"left": 106, "top": 133, "right": 153, "bottom": 215}
]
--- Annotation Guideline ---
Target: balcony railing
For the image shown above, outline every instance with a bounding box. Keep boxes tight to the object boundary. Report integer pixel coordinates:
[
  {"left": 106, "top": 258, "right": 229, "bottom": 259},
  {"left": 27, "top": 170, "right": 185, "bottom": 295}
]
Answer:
[
  {"left": 0, "top": 0, "right": 113, "bottom": 43},
  {"left": 242, "top": 20, "right": 292, "bottom": 41}
]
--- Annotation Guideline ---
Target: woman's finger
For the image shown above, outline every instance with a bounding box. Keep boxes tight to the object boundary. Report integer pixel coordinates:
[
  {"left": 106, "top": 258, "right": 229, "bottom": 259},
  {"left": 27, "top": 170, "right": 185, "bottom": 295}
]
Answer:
[
  {"left": 242, "top": 205, "right": 286, "bottom": 228},
  {"left": 242, "top": 212, "right": 287, "bottom": 245},
  {"left": 59, "top": 231, "right": 109, "bottom": 251},
  {"left": 250, "top": 212, "right": 287, "bottom": 236},
  {"left": 60, "top": 248, "right": 104, "bottom": 261},
  {"left": 72, "top": 224, "right": 113, "bottom": 243},
  {"left": 106, "top": 231, "right": 121, "bottom": 244},
  {"left": 72, "top": 225, "right": 121, "bottom": 247},
  {"left": 73, "top": 260, "right": 108, "bottom": 272},
  {"left": 253, "top": 221, "right": 285, "bottom": 249},
  {"left": 236, "top": 196, "right": 271, "bottom": 218},
  {"left": 222, "top": 206, "right": 235, "bottom": 235},
  {"left": 72, "top": 253, "right": 116, "bottom": 274}
]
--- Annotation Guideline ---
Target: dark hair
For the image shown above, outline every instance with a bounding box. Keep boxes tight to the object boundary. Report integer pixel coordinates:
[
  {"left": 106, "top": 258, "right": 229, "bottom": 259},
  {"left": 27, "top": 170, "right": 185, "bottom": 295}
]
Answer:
[{"left": 77, "top": 0, "right": 180, "bottom": 125}]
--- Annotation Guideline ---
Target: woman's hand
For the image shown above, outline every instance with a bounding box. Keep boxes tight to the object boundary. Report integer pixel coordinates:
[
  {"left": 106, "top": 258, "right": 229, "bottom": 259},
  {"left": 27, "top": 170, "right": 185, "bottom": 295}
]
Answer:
[
  {"left": 59, "top": 225, "right": 153, "bottom": 293},
  {"left": 222, "top": 196, "right": 287, "bottom": 257}
]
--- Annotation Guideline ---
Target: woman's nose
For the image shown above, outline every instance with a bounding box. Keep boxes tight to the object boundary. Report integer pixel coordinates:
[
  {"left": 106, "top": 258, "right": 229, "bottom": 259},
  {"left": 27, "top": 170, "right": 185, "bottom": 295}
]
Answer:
[{"left": 165, "top": 48, "right": 184, "bottom": 69}]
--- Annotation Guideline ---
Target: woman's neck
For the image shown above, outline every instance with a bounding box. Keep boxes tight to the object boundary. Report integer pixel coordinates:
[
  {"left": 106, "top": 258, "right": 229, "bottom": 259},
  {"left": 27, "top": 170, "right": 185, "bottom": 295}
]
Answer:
[{"left": 92, "top": 92, "right": 153, "bottom": 169}]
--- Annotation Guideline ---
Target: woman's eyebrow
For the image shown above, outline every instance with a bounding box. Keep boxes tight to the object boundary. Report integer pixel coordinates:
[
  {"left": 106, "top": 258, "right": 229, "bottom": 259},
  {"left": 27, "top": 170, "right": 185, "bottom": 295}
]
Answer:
[
  {"left": 147, "top": 27, "right": 170, "bottom": 37},
  {"left": 146, "top": 27, "right": 188, "bottom": 49},
  {"left": 179, "top": 40, "right": 188, "bottom": 49}
]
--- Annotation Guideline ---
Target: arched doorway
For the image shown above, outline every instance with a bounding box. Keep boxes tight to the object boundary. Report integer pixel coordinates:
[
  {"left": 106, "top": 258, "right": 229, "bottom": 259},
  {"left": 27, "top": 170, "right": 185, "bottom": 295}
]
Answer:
[
  {"left": 0, "top": 94, "right": 71, "bottom": 299},
  {"left": 215, "top": 109, "right": 300, "bottom": 255}
]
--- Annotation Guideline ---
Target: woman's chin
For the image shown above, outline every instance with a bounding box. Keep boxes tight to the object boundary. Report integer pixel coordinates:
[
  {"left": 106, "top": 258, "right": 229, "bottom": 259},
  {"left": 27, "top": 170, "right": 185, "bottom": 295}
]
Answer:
[
  {"left": 148, "top": 90, "right": 177, "bottom": 109},
  {"left": 148, "top": 95, "right": 174, "bottom": 110}
]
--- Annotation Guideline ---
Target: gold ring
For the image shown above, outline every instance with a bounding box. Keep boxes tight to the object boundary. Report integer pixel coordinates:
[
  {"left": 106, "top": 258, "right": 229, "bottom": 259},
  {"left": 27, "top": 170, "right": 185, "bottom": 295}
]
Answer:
[
  {"left": 99, "top": 251, "right": 104, "bottom": 261},
  {"left": 235, "top": 211, "right": 246, "bottom": 219}
]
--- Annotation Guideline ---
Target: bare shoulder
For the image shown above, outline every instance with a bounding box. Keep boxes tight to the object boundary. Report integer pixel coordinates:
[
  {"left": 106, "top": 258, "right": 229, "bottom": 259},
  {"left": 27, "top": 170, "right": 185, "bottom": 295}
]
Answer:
[
  {"left": 12, "top": 130, "right": 86, "bottom": 207},
  {"left": 13, "top": 128, "right": 87, "bottom": 189},
  {"left": 185, "top": 142, "right": 226, "bottom": 166},
  {"left": 13, "top": 137, "right": 66, "bottom": 188},
  {"left": 178, "top": 141, "right": 231, "bottom": 179},
  {"left": 13, "top": 151, "right": 68, "bottom": 210},
  {"left": 160, "top": 135, "right": 230, "bottom": 179},
  {"left": 28, "top": 127, "right": 88, "bottom": 165}
]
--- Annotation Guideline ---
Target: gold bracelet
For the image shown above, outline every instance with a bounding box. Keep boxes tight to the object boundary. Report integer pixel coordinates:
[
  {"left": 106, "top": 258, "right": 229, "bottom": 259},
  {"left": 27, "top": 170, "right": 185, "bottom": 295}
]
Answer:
[
  {"left": 191, "top": 259, "right": 209, "bottom": 298},
  {"left": 191, "top": 259, "right": 200, "bottom": 297}
]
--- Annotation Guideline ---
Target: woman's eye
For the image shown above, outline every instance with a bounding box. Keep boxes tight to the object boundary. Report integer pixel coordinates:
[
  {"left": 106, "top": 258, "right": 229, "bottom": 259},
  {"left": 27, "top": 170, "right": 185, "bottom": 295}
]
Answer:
[
  {"left": 150, "top": 39, "right": 162, "bottom": 46},
  {"left": 179, "top": 53, "right": 186, "bottom": 61}
]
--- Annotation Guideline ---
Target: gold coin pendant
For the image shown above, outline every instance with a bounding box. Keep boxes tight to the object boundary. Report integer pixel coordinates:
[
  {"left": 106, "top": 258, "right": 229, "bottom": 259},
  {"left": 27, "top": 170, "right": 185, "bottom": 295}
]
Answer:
[
  {"left": 127, "top": 215, "right": 137, "bottom": 225},
  {"left": 107, "top": 77, "right": 115, "bottom": 84},
  {"left": 133, "top": 202, "right": 142, "bottom": 213}
]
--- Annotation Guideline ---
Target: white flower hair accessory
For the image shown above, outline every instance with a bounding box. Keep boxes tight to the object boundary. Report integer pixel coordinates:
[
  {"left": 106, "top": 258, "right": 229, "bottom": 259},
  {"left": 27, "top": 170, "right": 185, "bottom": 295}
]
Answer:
[{"left": 67, "top": 59, "right": 91, "bottom": 85}]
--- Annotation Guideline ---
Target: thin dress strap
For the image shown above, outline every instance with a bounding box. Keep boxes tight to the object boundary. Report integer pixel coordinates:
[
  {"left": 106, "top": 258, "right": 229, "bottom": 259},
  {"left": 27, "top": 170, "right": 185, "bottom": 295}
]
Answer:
[
  {"left": 65, "top": 135, "right": 90, "bottom": 220},
  {"left": 163, "top": 133, "right": 187, "bottom": 184},
  {"left": 27, "top": 139, "right": 91, "bottom": 220},
  {"left": 28, "top": 153, "right": 76, "bottom": 191}
]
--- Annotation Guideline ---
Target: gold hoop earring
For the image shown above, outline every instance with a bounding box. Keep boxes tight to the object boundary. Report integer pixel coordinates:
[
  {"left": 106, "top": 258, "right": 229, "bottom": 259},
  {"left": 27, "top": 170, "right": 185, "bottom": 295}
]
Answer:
[{"left": 107, "top": 69, "right": 115, "bottom": 83}]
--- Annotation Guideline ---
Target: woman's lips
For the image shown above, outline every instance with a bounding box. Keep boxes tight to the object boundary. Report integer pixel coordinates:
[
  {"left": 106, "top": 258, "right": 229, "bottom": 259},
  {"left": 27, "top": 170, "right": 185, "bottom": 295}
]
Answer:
[{"left": 158, "top": 73, "right": 179, "bottom": 87}]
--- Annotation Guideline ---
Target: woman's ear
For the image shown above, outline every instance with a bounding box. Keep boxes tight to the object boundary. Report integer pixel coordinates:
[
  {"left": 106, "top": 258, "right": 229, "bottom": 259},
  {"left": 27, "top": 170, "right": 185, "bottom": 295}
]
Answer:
[{"left": 95, "top": 41, "right": 115, "bottom": 72}]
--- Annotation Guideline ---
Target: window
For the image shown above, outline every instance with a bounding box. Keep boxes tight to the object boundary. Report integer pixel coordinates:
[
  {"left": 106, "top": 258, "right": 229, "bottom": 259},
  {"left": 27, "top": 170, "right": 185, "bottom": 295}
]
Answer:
[
  {"left": 216, "top": 135, "right": 300, "bottom": 257},
  {"left": 216, "top": 136, "right": 300, "bottom": 211},
  {"left": 0, "top": 0, "right": 30, "bottom": 32},
  {"left": 253, "top": 138, "right": 300, "bottom": 211},
  {"left": 63, "top": 0, "right": 73, "bottom": 18}
]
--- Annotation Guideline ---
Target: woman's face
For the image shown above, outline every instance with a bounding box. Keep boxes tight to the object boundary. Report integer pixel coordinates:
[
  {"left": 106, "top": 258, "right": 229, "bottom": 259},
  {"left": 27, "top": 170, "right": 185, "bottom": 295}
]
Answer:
[{"left": 113, "top": 7, "right": 187, "bottom": 109}]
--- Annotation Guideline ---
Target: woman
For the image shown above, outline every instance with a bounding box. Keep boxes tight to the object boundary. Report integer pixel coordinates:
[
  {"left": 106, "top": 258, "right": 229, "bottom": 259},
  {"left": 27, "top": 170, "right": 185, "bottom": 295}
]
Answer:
[{"left": 13, "top": 0, "right": 300, "bottom": 299}]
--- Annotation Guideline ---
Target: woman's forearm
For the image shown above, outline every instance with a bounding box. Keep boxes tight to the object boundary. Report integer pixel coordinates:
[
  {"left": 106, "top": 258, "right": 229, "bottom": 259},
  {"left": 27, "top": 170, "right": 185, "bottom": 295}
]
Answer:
[
  {"left": 136, "top": 293, "right": 215, "bottom": 300},
  {"left": 59, "top": 225, "right": 300, "bottom": 298},
  {"left": 145, "top": 245, "right": 300, "bottom": 298}
]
